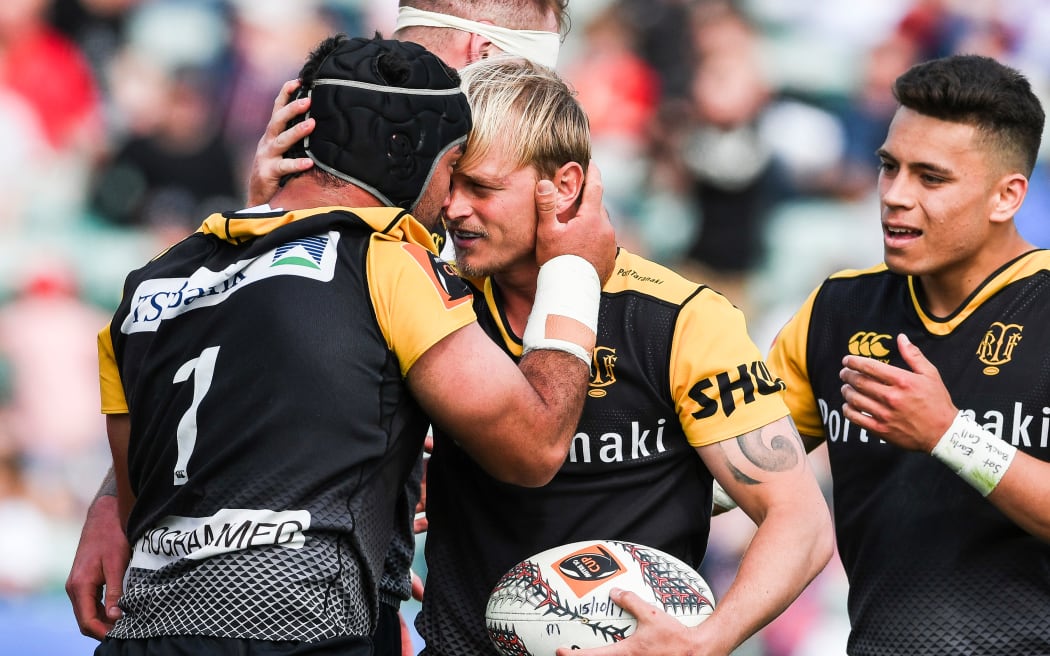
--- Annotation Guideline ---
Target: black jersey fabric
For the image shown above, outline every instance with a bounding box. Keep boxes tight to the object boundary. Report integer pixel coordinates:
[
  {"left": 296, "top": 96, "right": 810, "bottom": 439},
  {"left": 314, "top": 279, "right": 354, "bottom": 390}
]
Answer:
[
  {"left": 417, "top": 248, "right": 790, "bottom": 655},
  {"left": 768, "top": 250, "right": 1050, "bottom": 655},
  {"left": 98, "top": 206, "right": 475, "bottom": 644}
]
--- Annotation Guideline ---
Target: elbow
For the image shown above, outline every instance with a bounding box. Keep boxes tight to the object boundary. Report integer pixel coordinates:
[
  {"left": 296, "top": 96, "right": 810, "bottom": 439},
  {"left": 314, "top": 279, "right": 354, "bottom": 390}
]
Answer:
[
  {"left": 491, "top": 438, "right": 568, "bottom": 487},
  {"left": 501, "top": 448, "right": 565, "bottom": 487},
  {"left": 811, "top": 504, "right": 836, "bottom": 574}
]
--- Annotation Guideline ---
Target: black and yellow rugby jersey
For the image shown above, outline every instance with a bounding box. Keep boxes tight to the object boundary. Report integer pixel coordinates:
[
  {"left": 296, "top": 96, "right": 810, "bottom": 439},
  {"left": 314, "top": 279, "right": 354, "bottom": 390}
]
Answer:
[
  {"left": 417, "top": 248, "right": 790, "bottom": 655},
  {"left": 97, "top": 206, "right": 475, "bottom": 643},
  {"left": 768, "top": 250, "right": 1050, "bottom": 656}
]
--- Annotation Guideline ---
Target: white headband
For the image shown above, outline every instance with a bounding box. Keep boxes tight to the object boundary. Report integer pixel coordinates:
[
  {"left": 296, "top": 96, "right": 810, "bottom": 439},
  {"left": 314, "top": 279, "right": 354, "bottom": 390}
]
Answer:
[{"left": 394, "top": 6, "right": 560, "bottom": 69}]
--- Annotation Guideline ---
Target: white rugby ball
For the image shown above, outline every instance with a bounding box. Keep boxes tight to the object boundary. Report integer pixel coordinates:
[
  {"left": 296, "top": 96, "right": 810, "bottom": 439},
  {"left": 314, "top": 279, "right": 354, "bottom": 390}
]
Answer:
[{"left": 485, "top": 539, "right": 715, "bottom": 655}]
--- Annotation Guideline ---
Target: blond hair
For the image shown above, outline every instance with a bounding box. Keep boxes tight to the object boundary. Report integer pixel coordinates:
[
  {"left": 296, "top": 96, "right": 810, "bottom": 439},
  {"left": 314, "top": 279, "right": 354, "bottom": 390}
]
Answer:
[{"left": 457, "top": 57, "right": 590, "bottom": 178}]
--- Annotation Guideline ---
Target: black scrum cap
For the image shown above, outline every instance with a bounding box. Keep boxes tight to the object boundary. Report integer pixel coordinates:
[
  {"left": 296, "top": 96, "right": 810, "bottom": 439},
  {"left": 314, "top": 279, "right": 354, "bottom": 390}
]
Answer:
[{"left": 302, "top": 36, "right": 471, "bottom": 209}]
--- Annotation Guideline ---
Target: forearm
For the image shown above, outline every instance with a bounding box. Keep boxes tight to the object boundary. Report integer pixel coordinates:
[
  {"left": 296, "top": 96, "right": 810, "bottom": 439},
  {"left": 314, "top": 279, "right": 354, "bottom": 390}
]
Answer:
[
  {"left": 699, "top": 506, "right": 833, "bottom": 652},
  {"left": 986, "top": 451, "right": 1050, "bottom": 542},
  {"left": 472, "top": 349, "right": 589, "bottom": 485}
]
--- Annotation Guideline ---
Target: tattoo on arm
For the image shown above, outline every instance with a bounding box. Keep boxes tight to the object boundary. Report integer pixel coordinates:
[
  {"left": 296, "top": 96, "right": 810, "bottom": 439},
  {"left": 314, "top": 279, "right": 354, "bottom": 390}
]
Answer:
[
  {"left": 738, "top": 425, "right": 800, "bottom": 473},
  {"left": 725, "top": 460, "right": 761, "bottom": 485},
  {"left": 720, "top": 423, "right": 803, "bottom": 486}
]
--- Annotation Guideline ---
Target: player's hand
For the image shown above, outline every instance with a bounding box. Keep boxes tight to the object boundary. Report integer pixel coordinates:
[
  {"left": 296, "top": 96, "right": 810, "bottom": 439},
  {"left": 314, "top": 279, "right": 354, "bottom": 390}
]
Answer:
[
  {"left": 411, "top": 569, "right": 425, "bottom": 602},
  {"left": 246, "top": 79, "right": 315, "bottom": 207},
  {"left": 534, "top": 161, "right": 616, "bottom": 284},
  {"left": 556, "top": 588, "right": 707, "bottom": 656},
  {"left": 414, "top": 435, "right": 432, "bottom": 534},
  {"left": 65, "top": 494, "right": 130, "bottom": 639},
  {"left": 840, "top": 333, "right": 957, "bottom": 452}
]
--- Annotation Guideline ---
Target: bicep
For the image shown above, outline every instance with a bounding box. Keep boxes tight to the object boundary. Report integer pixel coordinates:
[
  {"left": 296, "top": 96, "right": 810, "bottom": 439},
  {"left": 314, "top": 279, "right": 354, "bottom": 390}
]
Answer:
[
  {"left": 407, "top": 322, "right": 523, "bottom": 425},
  {"left": 406, "top": 322, "right": 588, "bottom": 484},
  {"left": 698, "top": 415, "right": 817, "bottom": 521}
]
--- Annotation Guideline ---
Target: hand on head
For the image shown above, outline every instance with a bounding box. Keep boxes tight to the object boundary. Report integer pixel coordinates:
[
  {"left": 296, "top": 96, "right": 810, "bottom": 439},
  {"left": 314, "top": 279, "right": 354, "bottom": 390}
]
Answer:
[
  {"left": 534, "top": 161, "right": 616, "bottom": 284},
  {"left": 246, "top": 79, "right": 317, "bottom": 207}
]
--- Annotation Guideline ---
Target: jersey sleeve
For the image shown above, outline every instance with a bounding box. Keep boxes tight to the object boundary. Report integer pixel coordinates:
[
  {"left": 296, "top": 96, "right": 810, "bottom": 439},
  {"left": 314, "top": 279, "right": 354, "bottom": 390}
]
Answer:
[
  {"left": 98, "top": 322, "right": 128, "bottom": 414},
  {"left": 766, "top": 286, "right": 823, "bottom": 438},
  {"left": 368, "top": 239, "right": 477, "bottom": 376},
  {"left": 670, "top": 289, "right": 790, "bottom": 448}
]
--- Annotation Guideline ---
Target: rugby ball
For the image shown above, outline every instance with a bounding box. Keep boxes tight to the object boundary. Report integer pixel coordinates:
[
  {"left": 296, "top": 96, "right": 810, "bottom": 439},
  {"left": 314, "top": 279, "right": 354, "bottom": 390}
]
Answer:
[{"left": 485, "top": 540, "right": 715, "bottom": 655}]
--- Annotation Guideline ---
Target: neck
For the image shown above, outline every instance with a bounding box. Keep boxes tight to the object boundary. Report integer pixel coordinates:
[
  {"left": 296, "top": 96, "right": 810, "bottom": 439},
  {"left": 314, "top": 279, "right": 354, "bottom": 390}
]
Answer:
[
  {"left": 917, "top": 235, "right": 1034, "bottom": 317},
  {"left": 492, "top": 264, "right": 541, "bottom": 337},
  {"left": 269, "top": 174, "right": 382, "bottom": 212}
]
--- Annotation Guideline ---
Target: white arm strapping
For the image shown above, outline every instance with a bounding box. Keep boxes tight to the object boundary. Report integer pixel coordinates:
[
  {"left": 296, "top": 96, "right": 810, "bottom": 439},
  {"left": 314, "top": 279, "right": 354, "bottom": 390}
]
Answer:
[
  {"left": 711, "top": 480, "right": 737, "bottom": 512},
  {"left": 394, "top": 7, "right": 561, "bottom": 69},
  {"left": 931, "top": 411, "right": 1017, "bottom": 497},
  {"left": 522, "top": 255, "right": 600, "bottom": 366}
]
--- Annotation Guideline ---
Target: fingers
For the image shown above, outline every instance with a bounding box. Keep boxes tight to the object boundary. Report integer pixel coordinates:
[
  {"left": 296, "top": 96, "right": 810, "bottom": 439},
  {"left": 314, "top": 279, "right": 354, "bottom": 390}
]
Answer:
[
  {"left": 411, "top": 570, "right": 425, "bottom": 602},
  {"left": 68, "top": 585, "right": 111, "bottom": 639},
  {"left": 413, "top": 513, "right": 428, "bottom": 534},
  {"left": 535, "top": 179, "right": 557, "bottom": 225},
  {"left": 103, "top": 568, "right": 124, "bottom": 622},
  {"left": 272, "top": 79, "right": 302, "bottom": 112},
  {"left": 609, "top": 588, "right": 655, "bottom": 619},
  {"left": 896, "top": 332, "right": 934, "bottom": 374},
  {"left": 247, "top": 86, "right": 315, "bottom": 206},
  {"left": 579, "top": 161, "right": 606, "bottom": 217}
]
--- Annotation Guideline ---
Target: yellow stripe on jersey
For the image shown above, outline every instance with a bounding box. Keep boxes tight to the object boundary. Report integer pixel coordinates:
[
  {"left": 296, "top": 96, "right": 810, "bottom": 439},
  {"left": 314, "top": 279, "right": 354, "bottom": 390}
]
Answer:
[
  {"left": 608, "top": 250, "right": 790, "bottom": 448},
  {"left": 98, "top": 322, "right": 127, "bottom": 414},
  {"left": 368, "top": 239, "right": 476, "bottom": 377},
  {"left": 766, "top": 286, "right": 823, "bottom": 439}
]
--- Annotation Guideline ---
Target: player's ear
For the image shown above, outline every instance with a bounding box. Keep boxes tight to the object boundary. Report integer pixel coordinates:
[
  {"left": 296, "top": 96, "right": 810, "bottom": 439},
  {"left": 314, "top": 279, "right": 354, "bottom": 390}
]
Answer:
[
  {"left": 991, "top": 172, "right": 1028, "bottom": 224},
  {"left": 466, "top": 29, "right": 498, "bottom": 64},
  {"left": 552, "top": 161, "right": 585, "bottom": 217}
]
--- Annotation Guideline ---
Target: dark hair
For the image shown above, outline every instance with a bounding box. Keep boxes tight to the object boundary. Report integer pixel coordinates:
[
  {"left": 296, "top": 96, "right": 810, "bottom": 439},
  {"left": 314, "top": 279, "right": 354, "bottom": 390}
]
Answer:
[
  {"left": 893, "top": 54, "right": 1045, "bottom": 175},
  {"left": 286, "top": 33, "right": 447, "bottom": 160},
  {"left": 280, "top": 33, "right": 470, "bottom": 209}
]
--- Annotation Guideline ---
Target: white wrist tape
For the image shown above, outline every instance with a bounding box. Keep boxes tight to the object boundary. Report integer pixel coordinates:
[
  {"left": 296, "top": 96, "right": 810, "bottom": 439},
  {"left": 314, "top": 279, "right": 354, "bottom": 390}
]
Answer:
[
  {"left": 931, "top": 411, "right": 1017, "bottom": 497},
  {"left": 522, "top": 255, "right": 600, "bottom": 366},
  {"left": 711, "top": 480, "right": 737, "bottom": 512}
]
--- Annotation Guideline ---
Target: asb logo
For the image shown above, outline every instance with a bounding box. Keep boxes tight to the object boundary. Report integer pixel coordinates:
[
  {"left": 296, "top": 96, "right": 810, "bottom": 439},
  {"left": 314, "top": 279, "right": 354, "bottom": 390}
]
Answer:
[
  {"left": 122, "top": 232, "right": 339, "bottom": 334},
  {"left": 976, "top": 321, "right": 1023, "bottom": 376},
  {"left": 848, "top": 331, "right": 892, "bottom": 359},
  {"left": 589, "top": 346, "right": 617, "bottom": 398},
  {"left": 271, "top": 236, "right": 329, "bottom": 269}
]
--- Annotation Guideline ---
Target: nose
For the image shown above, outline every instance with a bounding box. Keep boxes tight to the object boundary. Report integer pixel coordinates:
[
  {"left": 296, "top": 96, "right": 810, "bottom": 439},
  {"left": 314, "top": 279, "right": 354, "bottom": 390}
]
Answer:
[
  {"left": 444, "top": 181, "right": 469, "bottom": 221},
  {"left": 879, "top": 169, "right": 913, "bottom": 210}
]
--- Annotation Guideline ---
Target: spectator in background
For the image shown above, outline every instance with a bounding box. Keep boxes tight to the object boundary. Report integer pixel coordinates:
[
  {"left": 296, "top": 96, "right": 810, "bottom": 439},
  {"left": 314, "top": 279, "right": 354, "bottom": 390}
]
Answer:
[
  {"left": 0, "top": 263, "right": 110, "bottom": 488},
  {"left": 0, "top": 0, "right": 103, "bottom": 153},
  {"left": 0, "top": 0, "right": 105, "bottom": 231},
  {"left": 830, "top": 30, "right": 921, "bottom": 200},
  {"left": 48, "top": 0, "right": 141, "bottom": 79},
  {"left": 89, "top": 66, "right": 240, "bottom": 243},
  {"left": 219, "top": 0, "right": 338, "bottom": 181},
  {"left": 672, "top": 2, "right": 789, "bottom": 314},
  {"left": 563, "top": 2, "right": 659, "bottom": 251}
]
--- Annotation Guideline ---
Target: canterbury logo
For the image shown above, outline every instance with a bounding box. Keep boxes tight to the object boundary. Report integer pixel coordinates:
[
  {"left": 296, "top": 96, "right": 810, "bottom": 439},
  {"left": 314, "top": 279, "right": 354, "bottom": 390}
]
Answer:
[
  {"left": 976, "top": 321, "right": 1023, "bottom": 376},
  {"left": 848, "top": 331, "right": 892, "bottom": 358},
  {"left": 588, "top": 346, "right": 617, "bottom": 398}
]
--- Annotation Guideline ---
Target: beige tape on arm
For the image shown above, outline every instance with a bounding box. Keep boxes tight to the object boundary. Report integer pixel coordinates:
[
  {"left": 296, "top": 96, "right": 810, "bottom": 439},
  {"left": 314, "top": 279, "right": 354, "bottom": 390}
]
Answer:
[
  {"left": 522, "top": 255, "right": 600, "bottom": 365},
  {"left": 931, "top": 411, "right": 1018, "bottom": 497}
]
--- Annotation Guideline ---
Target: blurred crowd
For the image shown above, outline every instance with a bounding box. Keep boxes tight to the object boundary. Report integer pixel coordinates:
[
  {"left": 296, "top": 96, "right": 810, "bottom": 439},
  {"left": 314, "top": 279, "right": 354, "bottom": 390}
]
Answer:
[{"left": 1, "top": 0, "right": 1048, "bottom": 653}]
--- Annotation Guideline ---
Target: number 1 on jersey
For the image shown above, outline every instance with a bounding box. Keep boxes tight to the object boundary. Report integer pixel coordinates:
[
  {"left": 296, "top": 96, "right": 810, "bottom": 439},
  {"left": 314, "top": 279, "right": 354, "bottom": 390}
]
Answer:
[{"left": 172, "top": 346, "right": 220, "bottom": 485}]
